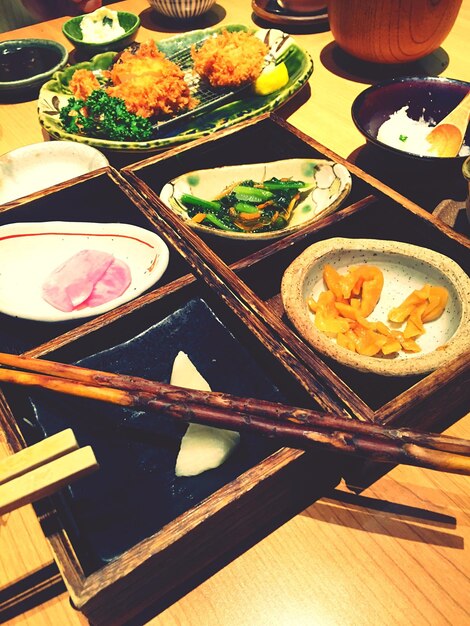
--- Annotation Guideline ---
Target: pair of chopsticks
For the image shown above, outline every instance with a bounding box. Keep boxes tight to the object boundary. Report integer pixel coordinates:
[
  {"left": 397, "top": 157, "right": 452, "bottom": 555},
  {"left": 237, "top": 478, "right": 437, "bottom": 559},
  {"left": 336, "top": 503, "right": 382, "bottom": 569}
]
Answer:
[
  {"left": 0, "top": 429, "right": 98, "bottom": 516},
  {"left": 0, "top": 352, "right": 468, "bottom": 476}
]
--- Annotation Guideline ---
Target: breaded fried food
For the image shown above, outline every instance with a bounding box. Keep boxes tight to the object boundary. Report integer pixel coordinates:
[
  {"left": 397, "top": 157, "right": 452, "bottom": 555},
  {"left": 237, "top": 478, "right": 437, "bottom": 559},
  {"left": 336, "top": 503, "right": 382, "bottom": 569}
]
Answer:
[
  {"left": 69, "top": 68, "right": 102, "bottom": 100},
  {"left": 191, "top": 30, "right": 269, "bottom": 88},
  {"left": 107, "top": 40, "right": 197, "bottom": 118},
  {"left": 69, "top": 41, "right": 197, "bottom": 120}
]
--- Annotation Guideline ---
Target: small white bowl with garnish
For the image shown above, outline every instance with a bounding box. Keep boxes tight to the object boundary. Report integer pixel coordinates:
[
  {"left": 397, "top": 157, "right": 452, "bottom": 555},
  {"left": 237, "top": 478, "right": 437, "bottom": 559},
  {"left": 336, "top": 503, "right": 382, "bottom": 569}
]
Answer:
[{"left": 281, "top": 238, "right": 470, "bottom": 376}]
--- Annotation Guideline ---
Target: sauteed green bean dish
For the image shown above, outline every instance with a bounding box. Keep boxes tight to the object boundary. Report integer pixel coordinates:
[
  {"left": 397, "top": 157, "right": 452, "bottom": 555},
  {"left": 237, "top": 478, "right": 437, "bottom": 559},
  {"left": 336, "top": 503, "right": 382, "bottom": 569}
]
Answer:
[{"left": 178, "top": 177, "right": 310, "bottom": 233}]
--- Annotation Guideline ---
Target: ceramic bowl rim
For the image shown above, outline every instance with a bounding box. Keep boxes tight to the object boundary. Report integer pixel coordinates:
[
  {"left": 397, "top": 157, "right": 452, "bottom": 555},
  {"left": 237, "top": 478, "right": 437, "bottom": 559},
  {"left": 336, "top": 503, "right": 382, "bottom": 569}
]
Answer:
[
  {"left": 0, "top": 140, "right": 109, "bottom": 203},
  {"left": 62, "top": 11, "right": 141, "bottom": 47},
  {"left": 351, "top": 75, "right": 470, "bottom": 162},
  {"left": 0, "top": 39, "right": 68, "bottom": 89},
  {"left": 0, "top": 139, "right": 109, "bottom": 164},
  {"left": 281, "top": 237, "right": 470, "bottom": 376},
  {"left": 147, "top": 0, "right": 216, "bottom": 12}
]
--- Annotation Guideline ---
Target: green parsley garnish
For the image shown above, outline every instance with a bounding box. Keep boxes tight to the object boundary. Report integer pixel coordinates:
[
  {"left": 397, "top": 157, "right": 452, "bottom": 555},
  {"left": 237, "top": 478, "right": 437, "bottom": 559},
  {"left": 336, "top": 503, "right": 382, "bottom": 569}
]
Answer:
[{"left": 59, "top": 89, "right": 153, "bottom": 142}]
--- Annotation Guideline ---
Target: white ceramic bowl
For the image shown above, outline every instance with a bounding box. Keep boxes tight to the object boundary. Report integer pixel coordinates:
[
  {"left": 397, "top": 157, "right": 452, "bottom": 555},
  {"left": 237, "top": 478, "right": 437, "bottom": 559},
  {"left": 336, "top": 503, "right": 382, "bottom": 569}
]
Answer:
[
  {"left": 147, "top": 0, "right": 216, "bottom": 19},
  {"left": 281, "top": 238, "right": 470, "bottom": 376},
  {"left": 0, "top": 141, "right": 109, "bottom": 205}
]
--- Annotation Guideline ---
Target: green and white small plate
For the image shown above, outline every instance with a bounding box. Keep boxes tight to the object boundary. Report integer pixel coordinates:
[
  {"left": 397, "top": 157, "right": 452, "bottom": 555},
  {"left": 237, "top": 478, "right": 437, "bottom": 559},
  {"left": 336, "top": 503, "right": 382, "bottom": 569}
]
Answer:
[
  {"left": 160, "top": 158, "right": 352, "bottom": 240},
  {"left": 37, "top": 24, "right": 313, "bottom": 153}
]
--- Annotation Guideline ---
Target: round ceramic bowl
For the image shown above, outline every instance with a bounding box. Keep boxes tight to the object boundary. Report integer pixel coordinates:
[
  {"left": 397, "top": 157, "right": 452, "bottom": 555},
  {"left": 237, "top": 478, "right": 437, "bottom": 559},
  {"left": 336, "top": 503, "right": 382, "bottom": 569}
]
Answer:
[
  {"left": 351, "top": 76, "right": 470, "bottom": 161},
  {"left": 62, "top": 11, "right": 140, "bottom": 55},
  {"left": 0, "top": 39, "right": 68, "bottom": 96},
  {"left": 147, "top": 0, "right": 216, "bottom": 19},
  {"left": 160, "top": 158, "right": 352, "bottom": 241},
  {"left": 0, "top": 141, "right": 108, "bottom": 204},
  {"left": 281, "top": 238, "right": 470, "bottom": 377}
]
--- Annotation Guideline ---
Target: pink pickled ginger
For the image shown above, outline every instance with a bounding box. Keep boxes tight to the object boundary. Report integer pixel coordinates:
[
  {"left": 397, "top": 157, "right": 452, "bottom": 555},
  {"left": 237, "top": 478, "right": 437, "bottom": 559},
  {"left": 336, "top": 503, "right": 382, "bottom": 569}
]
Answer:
[{"left": 42, "top": 249, "right": 131, "bottom": 312}]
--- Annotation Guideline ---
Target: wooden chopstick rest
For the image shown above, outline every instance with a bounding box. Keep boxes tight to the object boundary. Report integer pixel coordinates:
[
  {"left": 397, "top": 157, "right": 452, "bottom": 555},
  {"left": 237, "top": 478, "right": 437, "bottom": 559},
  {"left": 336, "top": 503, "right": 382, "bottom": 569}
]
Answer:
[
  {"left": 0, "top": 429, "right": 79, "bottom": 485},
  {"left": 0, "top": 430, "right": 99, "bottom": 516}
]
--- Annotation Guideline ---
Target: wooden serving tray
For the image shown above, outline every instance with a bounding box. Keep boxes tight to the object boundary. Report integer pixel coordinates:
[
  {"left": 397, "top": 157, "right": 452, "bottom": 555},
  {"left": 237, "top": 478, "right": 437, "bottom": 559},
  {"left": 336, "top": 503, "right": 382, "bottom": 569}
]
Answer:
[
  {"left": 122, "top": 114, "right": 470, "bottom": 488},
  {"left": 1, "top": 116, "right": 468, "bottom": 624},
  {"left": 0, "top": 166, "right": 344, "bottom": 625}
]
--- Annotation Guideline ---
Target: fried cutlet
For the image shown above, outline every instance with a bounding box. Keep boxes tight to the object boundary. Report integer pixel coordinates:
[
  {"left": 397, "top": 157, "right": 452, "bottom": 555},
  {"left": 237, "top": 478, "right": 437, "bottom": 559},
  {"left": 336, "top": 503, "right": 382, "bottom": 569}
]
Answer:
[
  {"left": 69, "top": 40, "right": 197, "bottom": 119},
  {"left": 191, "top": 30, "right": 269, "bottom": 88}
]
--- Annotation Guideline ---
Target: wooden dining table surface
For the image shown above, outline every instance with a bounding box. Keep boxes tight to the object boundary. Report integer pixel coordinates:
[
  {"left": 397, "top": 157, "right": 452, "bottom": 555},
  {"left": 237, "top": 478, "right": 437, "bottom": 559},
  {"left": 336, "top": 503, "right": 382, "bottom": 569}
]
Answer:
[{"left": 1, "top": 1, "right": 469, "bottom": 624}]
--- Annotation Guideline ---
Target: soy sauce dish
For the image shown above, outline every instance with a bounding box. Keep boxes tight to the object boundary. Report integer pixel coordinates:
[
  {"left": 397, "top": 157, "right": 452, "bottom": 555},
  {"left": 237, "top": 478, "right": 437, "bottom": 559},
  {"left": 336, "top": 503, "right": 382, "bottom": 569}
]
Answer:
[{"left": 0, "top": 39, "right": 68, "bottom": 96}]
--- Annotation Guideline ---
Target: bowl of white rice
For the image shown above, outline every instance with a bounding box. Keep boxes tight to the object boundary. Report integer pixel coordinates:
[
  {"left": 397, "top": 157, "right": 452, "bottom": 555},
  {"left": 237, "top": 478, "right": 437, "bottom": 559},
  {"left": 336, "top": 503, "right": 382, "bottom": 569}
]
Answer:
[{"left": 351, "top": 77, "right": 470, "bottom": 161}]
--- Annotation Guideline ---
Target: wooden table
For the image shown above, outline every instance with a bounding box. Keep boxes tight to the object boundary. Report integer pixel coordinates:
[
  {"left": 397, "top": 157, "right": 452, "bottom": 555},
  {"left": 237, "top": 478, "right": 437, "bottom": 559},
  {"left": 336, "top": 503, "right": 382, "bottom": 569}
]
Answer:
[{"left": 1, "top": 2, "right": 469, "bottom": 625}]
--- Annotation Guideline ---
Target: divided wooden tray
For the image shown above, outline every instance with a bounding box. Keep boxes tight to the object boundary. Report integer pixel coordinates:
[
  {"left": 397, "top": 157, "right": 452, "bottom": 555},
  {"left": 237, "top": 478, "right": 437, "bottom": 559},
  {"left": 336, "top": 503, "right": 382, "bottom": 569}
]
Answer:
[
  {"left": 0, "top": 163, "right": 343, "bottom": 625},
  {"left": 123, "top": 114, "right": 470, "bottom": 487},
  {"left": 0, "top": 116, "right": 468, "bottom": 624}
]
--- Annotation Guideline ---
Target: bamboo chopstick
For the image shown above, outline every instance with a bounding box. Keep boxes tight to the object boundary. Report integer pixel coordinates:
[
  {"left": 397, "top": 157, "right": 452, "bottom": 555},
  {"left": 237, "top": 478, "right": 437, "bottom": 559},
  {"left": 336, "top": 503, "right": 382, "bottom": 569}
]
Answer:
[
  {"left": 0, "top": 429, "right": 99, "bottom": 516},
  {"left": 0, "top": 353, "right": 468, "bottom": 476}
]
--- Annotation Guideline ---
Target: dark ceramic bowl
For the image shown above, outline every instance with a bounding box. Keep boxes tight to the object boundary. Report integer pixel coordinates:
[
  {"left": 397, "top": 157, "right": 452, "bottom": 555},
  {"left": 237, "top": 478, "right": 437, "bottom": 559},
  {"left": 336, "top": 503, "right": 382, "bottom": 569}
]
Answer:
[
  {"left": 62, "top": 11, "right": 140, "bottom": 56},
  {"left": 0, "top": 39, "right": 68, "bottom": 96},
  {"left": 351, "top": 76, "right": 470, "bottom": 161}
]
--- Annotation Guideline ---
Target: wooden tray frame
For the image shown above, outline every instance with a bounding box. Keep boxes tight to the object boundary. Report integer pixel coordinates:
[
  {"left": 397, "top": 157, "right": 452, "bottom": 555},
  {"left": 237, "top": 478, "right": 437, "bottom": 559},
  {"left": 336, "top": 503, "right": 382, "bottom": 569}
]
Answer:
[
  {"left": 122, "top": 114, "right": 470, "bottom": 489},
  {"left": 0, "top": 115, "right": 468, "bottom": 624},
  {"left": 0, "top": 165, "right": 343, "bottom": 625}
]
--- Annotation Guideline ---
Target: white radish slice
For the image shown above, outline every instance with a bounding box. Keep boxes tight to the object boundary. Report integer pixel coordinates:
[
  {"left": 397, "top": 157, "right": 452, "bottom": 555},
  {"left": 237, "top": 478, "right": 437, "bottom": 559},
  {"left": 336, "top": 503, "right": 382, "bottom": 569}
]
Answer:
[{"left": 171, "top": 351, "right": 240, "bottom": 477}]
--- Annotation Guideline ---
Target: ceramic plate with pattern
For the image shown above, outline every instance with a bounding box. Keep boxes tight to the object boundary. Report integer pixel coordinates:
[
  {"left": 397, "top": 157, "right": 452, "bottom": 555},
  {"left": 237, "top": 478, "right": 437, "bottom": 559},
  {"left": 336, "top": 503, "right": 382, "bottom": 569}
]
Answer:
[
  {"left": 160, "top": 158, "right": 352, "bottom": 240},
  {"left": 38, "top": 24, "right": 313, "bottom": 153},
  {"left": 281, "top": 238, "right": 470, "bottom": 376},
  {"left": 0, "top": 221, "right": 169, "bottom": 321}
]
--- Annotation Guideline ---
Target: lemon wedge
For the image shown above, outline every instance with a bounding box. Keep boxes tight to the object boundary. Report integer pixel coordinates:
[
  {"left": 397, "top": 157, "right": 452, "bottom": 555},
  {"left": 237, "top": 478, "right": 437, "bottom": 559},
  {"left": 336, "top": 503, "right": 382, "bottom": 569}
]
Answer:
[{"left": 253, "top": 62, "right": 289, "bottom": 96}]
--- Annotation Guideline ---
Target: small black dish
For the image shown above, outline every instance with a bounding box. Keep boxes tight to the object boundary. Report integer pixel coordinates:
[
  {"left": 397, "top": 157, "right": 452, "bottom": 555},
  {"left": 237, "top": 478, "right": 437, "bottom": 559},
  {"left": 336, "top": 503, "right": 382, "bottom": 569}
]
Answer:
[
  {"left": 23, "top": 298, "right": 282, "bottom": 569},
  {"left": 0, "top": 38, "right": 68, "bottom": 98}
]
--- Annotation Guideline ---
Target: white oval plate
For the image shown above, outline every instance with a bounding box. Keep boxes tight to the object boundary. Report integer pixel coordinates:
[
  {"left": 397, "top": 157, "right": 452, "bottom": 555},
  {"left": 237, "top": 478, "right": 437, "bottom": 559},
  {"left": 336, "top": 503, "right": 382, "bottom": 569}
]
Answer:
[
  {"left": 281, "top": 238, "right": 470, "bottom": 376},
  {"left": 160, "top": 158, "right": 352, "bottom": 241},
  {"left": 0, "top": 221, "right": 169, "bottom": 322},
  {"left": 0, "top": 142, "right": 108, "bottom": 205}
]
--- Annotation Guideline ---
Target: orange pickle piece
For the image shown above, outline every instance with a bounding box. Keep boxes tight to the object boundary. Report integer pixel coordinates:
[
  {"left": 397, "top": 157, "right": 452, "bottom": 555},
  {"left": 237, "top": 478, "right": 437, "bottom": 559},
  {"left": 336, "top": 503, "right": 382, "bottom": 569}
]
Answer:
[{"left": 308, "top": 267, "right": 448, "bottom": 358}]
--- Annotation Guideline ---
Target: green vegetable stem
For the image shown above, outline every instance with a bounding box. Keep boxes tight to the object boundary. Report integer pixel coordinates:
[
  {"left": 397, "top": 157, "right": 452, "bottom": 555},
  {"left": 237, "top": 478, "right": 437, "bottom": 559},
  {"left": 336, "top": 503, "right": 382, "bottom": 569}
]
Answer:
[
  {"left": 179, "top": 194, "right": 222, "bottom": 212},
  {"left": 233, "top": 185, "right": 274, "bottom": 202},
  {"left": 261, "top": 180, "right": 306, "bottom": 190}
]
